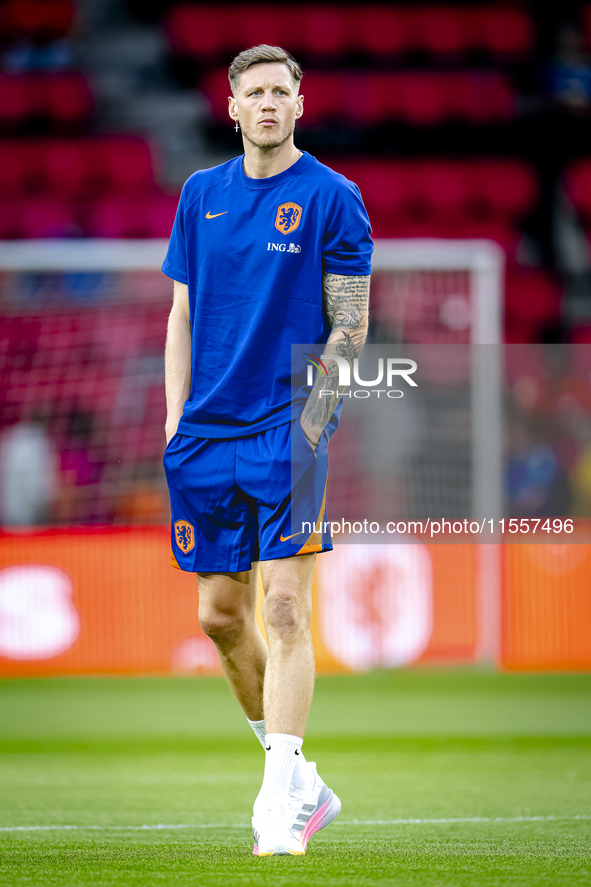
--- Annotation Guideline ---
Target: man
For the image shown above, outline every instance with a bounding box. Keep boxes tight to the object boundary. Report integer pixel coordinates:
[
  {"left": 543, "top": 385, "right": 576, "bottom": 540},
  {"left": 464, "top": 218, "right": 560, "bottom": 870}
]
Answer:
[{"left": 162, "top": 44, "right": 372, "bottom": 856}]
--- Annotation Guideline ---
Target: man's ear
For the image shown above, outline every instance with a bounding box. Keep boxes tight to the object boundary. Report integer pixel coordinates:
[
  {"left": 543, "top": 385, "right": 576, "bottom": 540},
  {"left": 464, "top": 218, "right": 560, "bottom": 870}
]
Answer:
[
  {"left": 295, "top": 95, "right": 304, "bottom": 119},
  {"left": 228, "top": 96, "right": 238, "bottom": 123}
]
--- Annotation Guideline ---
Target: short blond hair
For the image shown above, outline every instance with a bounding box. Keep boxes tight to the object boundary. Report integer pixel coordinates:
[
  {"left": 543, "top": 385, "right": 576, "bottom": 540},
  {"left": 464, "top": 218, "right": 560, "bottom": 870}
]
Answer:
[{"left": 228, "top": 44, "right": 303, "bottom": 95}]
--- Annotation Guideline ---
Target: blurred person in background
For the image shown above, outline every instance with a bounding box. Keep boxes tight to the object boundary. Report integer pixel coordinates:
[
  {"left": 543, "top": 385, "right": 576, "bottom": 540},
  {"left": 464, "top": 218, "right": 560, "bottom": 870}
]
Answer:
[
  {"left": 162, "top": 45, "right": 372, "bottom": 857},
  {"left": 547, "top": 24, "right": 591, "bottom": 112},
  {"left": 506, "top": 414, "right": 571, "bottom": 517},
  {"left": 0, "top": 412, "right": 57, "bottom": 526}
]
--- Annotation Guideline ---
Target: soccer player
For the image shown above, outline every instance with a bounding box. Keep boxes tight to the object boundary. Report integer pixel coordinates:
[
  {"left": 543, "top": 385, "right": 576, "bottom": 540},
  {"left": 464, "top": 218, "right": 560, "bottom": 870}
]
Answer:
[{"left": 162, "top": 44, "right": 372, "bottom": 856}]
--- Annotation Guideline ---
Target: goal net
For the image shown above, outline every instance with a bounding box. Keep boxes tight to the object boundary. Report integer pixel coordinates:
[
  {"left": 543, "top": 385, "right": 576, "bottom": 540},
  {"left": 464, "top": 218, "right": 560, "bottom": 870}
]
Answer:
[
  {"left": 0, "top": 240, "right": 173, "bottom": 528},
  {"left": 0, "top": 238, "right": 503, "bottom": 529},
  {"left": 323, "top": 239, "right": 504, "bottom": 665},
  {"left": 326, "top": 239, "right": 504, "bottom": 529},
  {"left": 0, "top": 238, "right": 504, "bottom": 664}
]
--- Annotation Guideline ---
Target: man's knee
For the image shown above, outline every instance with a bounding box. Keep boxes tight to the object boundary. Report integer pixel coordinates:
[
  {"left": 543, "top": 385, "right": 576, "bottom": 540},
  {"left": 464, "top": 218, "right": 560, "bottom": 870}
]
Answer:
[
  {"left": 197, "top": 570, "right": 256, "bottom": 649},
  {"left": 199, "top": 604, "right": 247, "bottom": 648},
  {"left": 263, "top": 589, "right": 311, "bottom": 643}
]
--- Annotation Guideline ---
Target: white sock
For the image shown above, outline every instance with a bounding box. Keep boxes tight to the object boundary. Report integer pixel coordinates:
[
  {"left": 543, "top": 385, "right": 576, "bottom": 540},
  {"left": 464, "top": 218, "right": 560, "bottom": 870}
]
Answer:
[
  {"left": 248, "top": 718, "right": 266, "bottom": 748},
  {"left": 248, "top": 718, "right": 314, "bottom": 790},
  {"left": 257, "top": 733, "right": 302, "bottom": 807}
]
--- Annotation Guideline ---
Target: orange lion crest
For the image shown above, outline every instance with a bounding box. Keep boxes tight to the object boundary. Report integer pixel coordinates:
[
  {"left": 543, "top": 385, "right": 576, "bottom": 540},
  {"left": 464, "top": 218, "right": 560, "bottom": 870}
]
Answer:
[
  {"left": 174, "top": 520, "right": 195, "bottom": 554},
  {"left": 275, "top": 202, "right": 302, "bottom": 235}
]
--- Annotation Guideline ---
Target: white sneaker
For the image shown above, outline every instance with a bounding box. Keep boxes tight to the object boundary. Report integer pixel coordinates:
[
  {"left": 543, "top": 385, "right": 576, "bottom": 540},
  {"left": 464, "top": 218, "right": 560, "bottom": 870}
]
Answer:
[
  {"left": 288, "top": 762, "right": 341, "bottom": 850},
  {"left": 252, "top": 801, "right": 305, "bottom": 857}
]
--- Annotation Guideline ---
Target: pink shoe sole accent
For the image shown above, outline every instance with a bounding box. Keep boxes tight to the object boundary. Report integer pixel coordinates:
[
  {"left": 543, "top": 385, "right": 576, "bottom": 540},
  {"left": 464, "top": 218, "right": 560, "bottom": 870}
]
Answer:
[{"left": 299, "top": 792, "right": 341, "bottom": 850}]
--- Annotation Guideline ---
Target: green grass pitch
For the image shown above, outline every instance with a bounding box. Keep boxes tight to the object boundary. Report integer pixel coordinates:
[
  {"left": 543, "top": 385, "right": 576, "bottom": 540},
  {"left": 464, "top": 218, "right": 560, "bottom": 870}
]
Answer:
[{"left": 0, "top": 670, "right": 590, "bottom": 886}]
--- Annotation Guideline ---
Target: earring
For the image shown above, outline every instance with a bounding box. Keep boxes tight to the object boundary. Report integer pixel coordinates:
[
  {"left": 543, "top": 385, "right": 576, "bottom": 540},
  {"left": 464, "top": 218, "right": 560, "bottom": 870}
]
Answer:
[{"left": 235, "top": 121, "right": 240, "bottom": 132}]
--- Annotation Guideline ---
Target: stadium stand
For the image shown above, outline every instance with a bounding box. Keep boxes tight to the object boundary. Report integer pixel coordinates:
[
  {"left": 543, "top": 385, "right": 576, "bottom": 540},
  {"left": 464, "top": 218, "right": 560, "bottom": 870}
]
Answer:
[
  {"left": 0, "top": 137, "right": 177, "bottom": 237},
  {"left": 0, "top": 73, "right": 93, "bottom": 134},
  {"left": 316, "top": 158, "right": 537, "bottom": 243},
  {"left": 165, "top": 4, "right": 533, "bottom": 61},
  {"left": 504, "top": 269, "right": 562, "bottom": 344},
  {"left": 0, "top": 0, "right": 75, "bottom": 43},
  {"left": 203, "top": 69, "right": 516, "bottom": 127},
  {"left": 4, "top": 0, "right": 591, "bottom": 529}
]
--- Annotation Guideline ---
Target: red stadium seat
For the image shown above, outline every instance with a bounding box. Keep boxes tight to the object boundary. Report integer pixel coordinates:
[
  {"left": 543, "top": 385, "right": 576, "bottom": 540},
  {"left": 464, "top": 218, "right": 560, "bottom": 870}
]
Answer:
[
  {"left": 396, "top": 73, "right": 449, "bottom": 126},
  {"left": 44, "top": 74, "right": 94, "bottom": 131},
  {"left": 202, "top": 70, "right": 231, "bottom": 122},
  {"left": 472, "top": 7, "right": 533, "bottom": 55},
  {"left": 451, "top": 72, "right": 515, "bottom": 123},
  {"left": 0, "top": 73, "right": 93, "bottom": 134},
  {"left": 83, "top": 194, "right": 176, "bottom": 238},
  {"left": 363, "top": 162, "right": 411, "bottom": 216},
  {"left": 349, "top": 6, "right": 408, "bottom": 55},
  {"left": 299, "top": 73, "right": 346, "bottom": 124},
  {"left": 84, "top": 137, "right": 155, "bottom": 195},
  {"left": 226, "top": 5, "right": 293, "bottom": 52},
  {"left": 169, "top": 4, "right": 353, "bottom": 57},
  {"left": 416, "top": 162, "right": 470, "bottom": 222},
  {"left": 0, "top": 203, "right": 24, "bottom": 238},
  {"left": 476, "top": 161, "right": 538, "bottom": 221},
  {"left": 164, "top": 4, "right": 533, "bottom": 59},
  {"left": 0, "top": 75, "right": 32, "bottom": 132},
  {"left": 570, "top": 324, "right": 591, "bottom": 344},
  {"left": 40, "top": 139, "right": 92, "bottom": 197},
  {"left": 204, "top": 68, "right": 517, "bottom": 127},
  {"left": 0, "top": 136, "right": 162, "bottom": 238},
  {"left": 343, "top": 73, "right": 393, "bottom": 126},
  {"left": 0, "top": 141, "right": 33, "bottom": 193},
  {"left": 304, "top": 6, "right": 350, "bottom": 55},
  {"left": 345, "top": 4, "right": 407, "bottom": 55},
  {"left": 20, "top": 197, "right": 76, "bottom": 238},
  {"left": 331, "top": 160, "right": 414, "bottom": 236},
  {"left": 320, "top": 157, "right": 536, "bottom": 240},
  {"left": 505, "top": 270, "right": 561, "bottom": 343},
  {"left": 0, "top": 0, "right": 75, "bottom": 42},
  {"left": 415, "top": 6, "right": 467, "bottom": 55},
  {"left": 165, "top": 5, "right": 224, "bottom": 56},
  {"left": 144, "top": 194, "right": 179, "bottom": 238},
  {"left": 83, "top": 197, "right": 142, "bottom": 238}
]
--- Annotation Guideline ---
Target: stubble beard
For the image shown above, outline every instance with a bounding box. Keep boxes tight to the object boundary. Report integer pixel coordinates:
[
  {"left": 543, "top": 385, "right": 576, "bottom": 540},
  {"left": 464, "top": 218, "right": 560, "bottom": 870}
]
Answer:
[{"left": 241, "top": 120, "right": 295, "bottom": 151}]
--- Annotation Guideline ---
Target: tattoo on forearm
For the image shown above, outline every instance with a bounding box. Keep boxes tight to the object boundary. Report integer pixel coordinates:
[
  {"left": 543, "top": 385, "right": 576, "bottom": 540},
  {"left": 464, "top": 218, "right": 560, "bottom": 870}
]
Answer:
[
  {"left": 300, "top": 272, "right": 370, "bottom": 441},
  {"left": 336, "top": 331, "right": 357, "bottom": 363},
  {"left": 332, "top": 308, "right": 362, "bottom": 329}
]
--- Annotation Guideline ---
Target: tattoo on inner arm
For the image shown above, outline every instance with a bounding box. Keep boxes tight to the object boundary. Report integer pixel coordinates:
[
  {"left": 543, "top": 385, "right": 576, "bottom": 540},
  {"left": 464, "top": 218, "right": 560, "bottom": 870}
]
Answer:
[
  {"left": 300, "top": 272, "right": 370, "bottom": 440},
  {"left": 336, "top": 331, "right": 357, "bottom": 363}
]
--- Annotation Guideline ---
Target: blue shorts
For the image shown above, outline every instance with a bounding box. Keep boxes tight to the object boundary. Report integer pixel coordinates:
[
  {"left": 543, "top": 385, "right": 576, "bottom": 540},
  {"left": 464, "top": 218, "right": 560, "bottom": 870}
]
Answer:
[{"left": 163, "top": 419, "right": 332, "bottom": 573}]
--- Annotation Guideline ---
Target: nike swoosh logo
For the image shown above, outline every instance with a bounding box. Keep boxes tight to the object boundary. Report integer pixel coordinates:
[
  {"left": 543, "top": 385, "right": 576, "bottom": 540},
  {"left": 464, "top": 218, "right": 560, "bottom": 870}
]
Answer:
[
  {"left": 279, "top": 531, "right": 304, "bottom": 542},
  {"left": 206, "top": 210, "right": 228, "bottom": 219}
]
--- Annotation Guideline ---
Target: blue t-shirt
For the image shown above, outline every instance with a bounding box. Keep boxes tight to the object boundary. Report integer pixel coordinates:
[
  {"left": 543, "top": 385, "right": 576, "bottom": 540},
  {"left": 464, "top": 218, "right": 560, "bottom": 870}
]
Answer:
[{"left": 162, "top": 150, "right": 373, "bottom": 438}]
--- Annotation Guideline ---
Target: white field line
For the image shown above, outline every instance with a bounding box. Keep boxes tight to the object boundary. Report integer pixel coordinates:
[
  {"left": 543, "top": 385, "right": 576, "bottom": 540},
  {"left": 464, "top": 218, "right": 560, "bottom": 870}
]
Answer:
[{"left": 1, "top": 814, "right": 590, "bottom": 833}]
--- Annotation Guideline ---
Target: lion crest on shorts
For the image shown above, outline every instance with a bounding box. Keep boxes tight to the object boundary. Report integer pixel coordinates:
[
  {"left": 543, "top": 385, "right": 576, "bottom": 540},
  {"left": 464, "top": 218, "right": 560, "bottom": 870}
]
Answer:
[
  {"left": 174, "top": 520, "right": 195, "bottom": 554},
  {"left": 275, "top": 202, "right": 302, "bottom": 235}
]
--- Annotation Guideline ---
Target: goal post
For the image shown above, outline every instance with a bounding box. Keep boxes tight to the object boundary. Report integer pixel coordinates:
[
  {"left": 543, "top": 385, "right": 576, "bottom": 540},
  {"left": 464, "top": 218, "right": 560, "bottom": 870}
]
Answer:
[
  {"left": 0, "top": 237, "right": 505, "bottom": 664},
  {"left": 0, "top": 239, "right": 170, "bottom": 271},
  {"left": 367, "top": 238, "right": 505, "bottom": 664}
]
